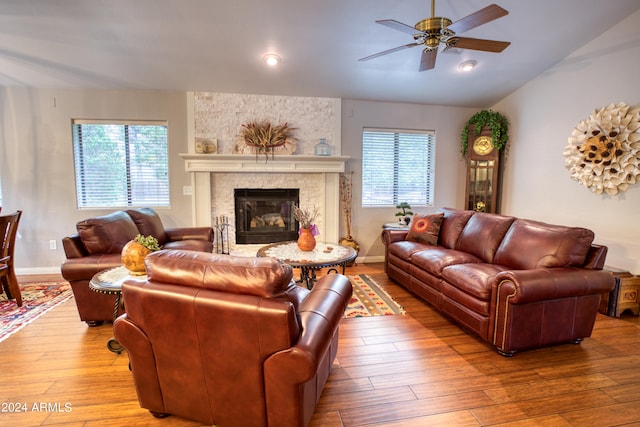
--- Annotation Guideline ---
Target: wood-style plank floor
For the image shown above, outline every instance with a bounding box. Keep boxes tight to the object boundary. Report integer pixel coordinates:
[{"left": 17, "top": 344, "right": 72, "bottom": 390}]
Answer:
[{"left": 1, "top": 263, "right": 639, "bottom": 426}]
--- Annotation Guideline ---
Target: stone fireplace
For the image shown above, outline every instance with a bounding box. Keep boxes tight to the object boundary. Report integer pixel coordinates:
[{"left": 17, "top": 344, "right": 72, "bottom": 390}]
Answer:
[{"left": 181, "top": 154, "right": 349, "bottom": 250}]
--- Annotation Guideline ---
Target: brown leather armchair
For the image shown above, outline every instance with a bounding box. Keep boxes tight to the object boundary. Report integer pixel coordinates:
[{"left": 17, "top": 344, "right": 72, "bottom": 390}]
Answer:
[
  {"left": 61, "top": 208, "right": 214, "bottom": 325},
  {"left": 114, "top": 249, "right": 352, "bottom": 426}
]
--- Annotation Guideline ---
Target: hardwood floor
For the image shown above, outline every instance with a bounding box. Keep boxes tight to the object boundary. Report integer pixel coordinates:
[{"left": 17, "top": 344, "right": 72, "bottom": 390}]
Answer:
[{"left": 2, "top": 264, "right": 639, "bottom": 426}]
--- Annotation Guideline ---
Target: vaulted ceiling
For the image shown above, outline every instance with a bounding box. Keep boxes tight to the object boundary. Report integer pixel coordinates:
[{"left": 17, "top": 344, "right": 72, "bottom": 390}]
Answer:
[{"left": 1, "top": 0, "right": 638, "bottom": 107}]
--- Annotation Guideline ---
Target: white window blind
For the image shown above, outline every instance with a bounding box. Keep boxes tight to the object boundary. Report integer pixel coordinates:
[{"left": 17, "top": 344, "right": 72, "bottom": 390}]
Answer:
[
  {"left": 72, "top": 120, "right": 170, "bottom": 209},
  {"left": 362, "top": 128, "right": 435, "bottom": 207}
]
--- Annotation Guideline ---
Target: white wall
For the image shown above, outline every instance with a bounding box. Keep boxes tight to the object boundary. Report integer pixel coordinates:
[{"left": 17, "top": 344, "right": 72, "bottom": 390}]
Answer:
[
  {"left": 341, "top": 99, "right": 478, "bottom": 262},
  {"left": 0, "top": 89, "right": 192, "bottom": 274},
  {"left": 493, "top": 10, "right": 640, "bottom": 272}
]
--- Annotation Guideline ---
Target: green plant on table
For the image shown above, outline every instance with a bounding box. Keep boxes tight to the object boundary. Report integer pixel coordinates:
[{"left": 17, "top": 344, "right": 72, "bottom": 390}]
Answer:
[{"left": 134, "top": 234, "right": 162, "bottom": 251}]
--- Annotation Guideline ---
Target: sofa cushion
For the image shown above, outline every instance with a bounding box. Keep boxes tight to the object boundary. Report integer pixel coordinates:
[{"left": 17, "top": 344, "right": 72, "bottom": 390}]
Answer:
[
  {"left": 406, "top": 213, "right": 444, "bottom": 246},
  {"left": 76, "top": 211, "right": 139, "bottom": 255},
  {"left": 437, "top": 208, "right": 474, "bottom": 249},
  {"left": 493, "top": 219, "right": 595, "bottom": 269},
  {"left": 388, "top": 241, "right": 434, "bottom": 261},
  {"left": 442, "top": 263, "right": 510, "bottom": 302},
  {"left": 456, "top": 212, "right": 515, "bottom": 263},
  {"left": 126, "top": 208, "right": 168, "bottom": 245},
  {"left": 411, "top": 247, "right": 482, "bottom": 278}
]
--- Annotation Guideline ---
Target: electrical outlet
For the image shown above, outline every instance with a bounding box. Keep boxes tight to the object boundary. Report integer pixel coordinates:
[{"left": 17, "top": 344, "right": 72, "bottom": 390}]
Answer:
[{"left": 49, "top": 240, "right": 57, "bottom": 250}]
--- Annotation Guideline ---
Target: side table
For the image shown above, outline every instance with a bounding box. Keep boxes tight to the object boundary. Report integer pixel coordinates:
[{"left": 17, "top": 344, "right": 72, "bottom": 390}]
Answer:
[
  {"left": 89, "top": 266, "right": 146, "bottom": 353},
  {"left": 257, "top": 241, "right": 357, "bottom": 289},
  {"left": 600, "top": 267, "right": 640, "bottom": 317}
]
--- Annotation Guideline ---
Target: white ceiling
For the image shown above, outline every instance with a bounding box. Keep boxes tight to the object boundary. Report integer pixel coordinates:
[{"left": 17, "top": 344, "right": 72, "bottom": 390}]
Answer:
[{"left": 1, "top": 0, "right": 639, "bottom": 107}]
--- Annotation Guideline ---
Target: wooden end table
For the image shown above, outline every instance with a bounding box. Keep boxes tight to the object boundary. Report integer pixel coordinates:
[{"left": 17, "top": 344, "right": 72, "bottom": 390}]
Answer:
[{"left": 257, "top": 241, "right": 357, "bottom": 289}]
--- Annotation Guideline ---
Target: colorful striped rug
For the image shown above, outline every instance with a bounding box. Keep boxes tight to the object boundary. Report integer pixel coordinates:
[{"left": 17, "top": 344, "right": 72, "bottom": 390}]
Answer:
[
  {"left": 345, "top": 274, "right": 405, "bottom": 318},
  {"left": 0, "top": 281, "right": 73, "bottom": 343}
]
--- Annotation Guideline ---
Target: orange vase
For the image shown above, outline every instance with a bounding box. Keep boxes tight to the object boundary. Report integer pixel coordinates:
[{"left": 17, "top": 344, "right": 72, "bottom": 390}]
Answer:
[
  {"left": 297, "top": 227, "right": 316, "bottom": 251},
  {"left": 121, "top": 240, "right": 152, "bottom": 276}
]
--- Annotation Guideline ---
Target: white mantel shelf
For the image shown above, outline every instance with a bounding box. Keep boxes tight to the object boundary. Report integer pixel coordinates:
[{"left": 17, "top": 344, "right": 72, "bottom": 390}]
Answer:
[
  {"left": 181, "top": 154, "right": 349, "bottom": 242},
  {"left": 180, "top": 154, "right": 350, "bottom": 173}
]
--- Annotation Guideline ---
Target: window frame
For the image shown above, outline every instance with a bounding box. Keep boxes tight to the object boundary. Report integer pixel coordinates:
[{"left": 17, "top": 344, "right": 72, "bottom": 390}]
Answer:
[
  {"left": 361, "top": 127, "right": 436, "bottom": 208},
  {"left": 71, "top": 119, "right": 170, "bottom": 210}
]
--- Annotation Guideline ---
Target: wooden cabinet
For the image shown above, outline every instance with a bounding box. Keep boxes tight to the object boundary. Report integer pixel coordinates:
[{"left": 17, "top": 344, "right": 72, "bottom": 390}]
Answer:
[{"left": 465, "top": 127, "right": 503, "bottom": 213}]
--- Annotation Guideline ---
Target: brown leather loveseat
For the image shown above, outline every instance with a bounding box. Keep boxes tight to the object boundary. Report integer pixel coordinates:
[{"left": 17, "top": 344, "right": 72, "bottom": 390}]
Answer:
[
  {"left": 114, "top": 249, "right": 353, "bottom": 427},
  {"left": 383, "top": 207, "right": 615, "bottom": 356},
  {"left": 61, "top": 208, "right": 214, "bottom": 325}
]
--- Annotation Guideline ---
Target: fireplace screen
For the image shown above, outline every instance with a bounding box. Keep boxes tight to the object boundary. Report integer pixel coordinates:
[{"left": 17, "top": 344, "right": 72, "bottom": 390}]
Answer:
[{"left": 234, "top": 188, "right": 299, "bottom": 244}]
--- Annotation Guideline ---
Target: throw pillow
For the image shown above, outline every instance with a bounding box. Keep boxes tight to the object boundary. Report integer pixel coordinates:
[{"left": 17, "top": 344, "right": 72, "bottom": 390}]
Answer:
[{"left": 406, "top": 213, "right": 444, "bottom": 246}]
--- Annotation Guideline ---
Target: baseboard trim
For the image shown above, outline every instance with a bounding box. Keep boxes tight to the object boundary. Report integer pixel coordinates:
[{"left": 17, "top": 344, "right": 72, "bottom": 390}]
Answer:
[{"left": 16, "top": 267, "right": 62, "bottom": 276}]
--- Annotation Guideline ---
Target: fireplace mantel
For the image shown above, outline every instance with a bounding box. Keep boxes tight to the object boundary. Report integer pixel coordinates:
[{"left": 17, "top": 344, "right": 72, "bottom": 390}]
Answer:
[
  {"left": 180, "top": 154, "right": 349, "bottom": 173},
  {"left": 181, "top": 154, "right": 350, "bottom": 243}
]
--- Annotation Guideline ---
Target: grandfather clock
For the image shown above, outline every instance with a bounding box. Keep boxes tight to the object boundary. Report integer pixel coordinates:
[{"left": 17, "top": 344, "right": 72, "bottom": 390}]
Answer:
[{"left": 465, "top": 127, "right": 503, "bottom": 213}]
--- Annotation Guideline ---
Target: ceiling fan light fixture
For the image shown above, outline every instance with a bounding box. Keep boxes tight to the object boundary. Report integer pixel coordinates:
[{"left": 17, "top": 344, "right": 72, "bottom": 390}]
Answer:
[
  {"left": 263, "top": 53, "right": 281, "bottom": 66},
  {"left": 458, "top": 60, "right": 477, "bottom": 72}
]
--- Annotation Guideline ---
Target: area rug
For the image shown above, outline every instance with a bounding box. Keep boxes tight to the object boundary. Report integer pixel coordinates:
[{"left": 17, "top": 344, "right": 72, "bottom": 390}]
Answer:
[
  {"left": 345, "top": 274, "right": 405, "bottom": 318},
  {"left": 0, "top": 281, "right": 73, "bottom": 343}
]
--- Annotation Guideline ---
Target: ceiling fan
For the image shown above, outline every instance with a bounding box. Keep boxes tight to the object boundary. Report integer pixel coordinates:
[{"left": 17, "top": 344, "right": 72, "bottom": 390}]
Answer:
[{"left": 359, "top": 1, "right": 511, "bottom": 71}]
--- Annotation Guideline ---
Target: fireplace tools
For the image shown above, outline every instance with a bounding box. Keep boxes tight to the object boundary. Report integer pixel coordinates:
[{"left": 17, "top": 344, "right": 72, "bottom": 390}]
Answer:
[{"left": 214, "top": 216, "right": 230, "bottom": 255}]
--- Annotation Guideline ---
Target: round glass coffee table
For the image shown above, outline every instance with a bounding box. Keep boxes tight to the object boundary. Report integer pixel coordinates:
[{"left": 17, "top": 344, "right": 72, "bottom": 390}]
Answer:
[
  {"left": 89, "top": 266, "right": 146, "bottom": 354},
  {"left": 257, "top": 241, "right": 357, "bottom": 289}
]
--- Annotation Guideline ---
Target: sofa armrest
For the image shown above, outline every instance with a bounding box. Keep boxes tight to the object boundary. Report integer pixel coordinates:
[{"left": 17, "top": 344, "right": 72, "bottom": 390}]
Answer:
[
  {"left": 264, "top": 274, "right": 351, "bottom": 381},
  {"left": 113, "top": 314, "right": 165, "bottom": 413},
  {"left": 62, "top": 234, "right": 89, "bottom": 259},
  {"left": 381, "top": 229, "right": 409, "bottom": 246},
  {"left": 491, "top": 268, "right": 615, "bottom": 356},
  {"left": 165, "top": 227, "right": 214, "bottom": 242},
  {"left": 494, "top": 268, "right": 616, "bottom": 304},
  {"left": 263, "top": 274, "right": 352, "bottom": 424}
]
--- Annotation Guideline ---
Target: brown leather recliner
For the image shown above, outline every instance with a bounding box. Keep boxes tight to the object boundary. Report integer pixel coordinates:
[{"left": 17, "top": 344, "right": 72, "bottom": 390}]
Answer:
[
  {"left": 113, "top": 249, "right": 352, "bottom": 427},
  {"left": 61, "top": 208, "right": 214, "bottom": 325}
]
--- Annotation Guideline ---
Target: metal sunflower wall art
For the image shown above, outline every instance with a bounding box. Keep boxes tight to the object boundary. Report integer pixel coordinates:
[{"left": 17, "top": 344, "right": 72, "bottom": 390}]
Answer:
[{"left": 563, "top": 102, "right": 640, "bottom": 195}]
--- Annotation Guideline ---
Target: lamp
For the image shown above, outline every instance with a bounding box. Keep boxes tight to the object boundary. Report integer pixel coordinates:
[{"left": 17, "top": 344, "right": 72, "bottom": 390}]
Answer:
[
  {"left": 263, "top": 53, "right": 281, "bottom": 66},
  {"left": 458, "top": 60, "right": 477, "bottom": 72}
]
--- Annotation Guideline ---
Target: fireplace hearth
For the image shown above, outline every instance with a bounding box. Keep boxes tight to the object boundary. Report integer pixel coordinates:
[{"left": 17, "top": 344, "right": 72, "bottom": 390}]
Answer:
[{"left": 234, "top": 188, "right": 299, "bottom": 244}]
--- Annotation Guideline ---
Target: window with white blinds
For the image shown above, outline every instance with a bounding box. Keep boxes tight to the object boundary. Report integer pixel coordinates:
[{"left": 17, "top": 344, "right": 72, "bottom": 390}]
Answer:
[
  {"left": 72, "top": 120, "right": 170, "bottom": 209},
  {"left": 362, "top": 128, "right": 435, "bottom": 207}
]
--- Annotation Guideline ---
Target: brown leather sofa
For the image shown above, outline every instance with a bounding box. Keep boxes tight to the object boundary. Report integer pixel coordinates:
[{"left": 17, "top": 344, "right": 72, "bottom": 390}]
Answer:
[
  {"left": 113, "top": 249, "right": 352, "bottom": 427},
  {"left": 61, "top": 208, "right": 214, "bottom": 325},
  {"left": 383, "top": 207, "right": 615, "bottom": 356}
]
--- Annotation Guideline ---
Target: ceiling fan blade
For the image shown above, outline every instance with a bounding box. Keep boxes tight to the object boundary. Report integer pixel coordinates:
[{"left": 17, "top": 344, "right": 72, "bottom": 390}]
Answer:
[
  {"left": 419, "top": 49, "right": 437, "bottom": 71},
  {"left": 450, "top": 37, "right": 510, "bottom": 53},
  {"left": 376, "top": 19, "right": 419, "bottom": 35},
  {"left": 359, "top": 43, "right": 420, "bottom": 62},
  {"left": 447, "top": 4, "right": 508, "bottom": 35}
]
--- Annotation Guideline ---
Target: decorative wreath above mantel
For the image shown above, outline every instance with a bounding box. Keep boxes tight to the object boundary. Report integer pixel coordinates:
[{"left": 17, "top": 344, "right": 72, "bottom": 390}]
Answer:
[{"left": 563, "top": 102, "right": 640, "bottom": 195}]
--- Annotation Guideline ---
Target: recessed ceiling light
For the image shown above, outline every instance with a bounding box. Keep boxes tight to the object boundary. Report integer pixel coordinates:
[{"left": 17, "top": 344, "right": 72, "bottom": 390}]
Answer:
[
  {"left": 263, "top": 53, "right": 281, "bottom": 66},
  {"left": 458, "top": 60, "right": 477, "bottom": 72}
]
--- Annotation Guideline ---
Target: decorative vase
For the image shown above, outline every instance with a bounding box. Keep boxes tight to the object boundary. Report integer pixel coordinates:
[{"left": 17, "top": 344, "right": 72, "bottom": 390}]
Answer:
[
  {"left": 297, "top": 227, "right": 316, "bottom": 251},
  {"left": 121, "top": 240, "right": 152, "bottom": 276},
  {"left": 314, "top": 138, "right": 332, "bottom": 156}
]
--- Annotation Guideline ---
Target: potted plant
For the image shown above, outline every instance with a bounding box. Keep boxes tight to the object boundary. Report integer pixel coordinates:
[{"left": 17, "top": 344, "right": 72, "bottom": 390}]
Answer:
[
  {"left": 395, "top": 202, "right": 413, "bottom": 225},
  {"left": 460, "top": 109, "right": 509, "bottom": 157},
  {"left": 121, "top": 234, "right": 162, "bottom": 275},
  {"left": 293, "top": 204, "right": 319, "bottom": 251}
]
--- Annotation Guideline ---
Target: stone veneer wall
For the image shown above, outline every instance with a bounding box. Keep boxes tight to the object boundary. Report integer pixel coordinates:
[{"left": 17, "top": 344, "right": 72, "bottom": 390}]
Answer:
[
  {"left": 193, "top": 92, "right": 341, "bottom": 248},
  {"left": 194, "top": 92, "right": 341, "bottom": 155}
]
